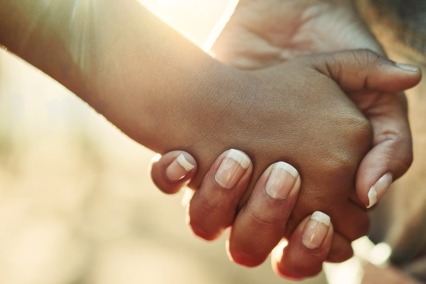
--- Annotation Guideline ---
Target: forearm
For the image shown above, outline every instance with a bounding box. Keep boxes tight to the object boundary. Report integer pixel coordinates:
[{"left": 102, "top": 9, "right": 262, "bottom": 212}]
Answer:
[{"left": 0, "top": 0, "right": 233, "bottom": 152}]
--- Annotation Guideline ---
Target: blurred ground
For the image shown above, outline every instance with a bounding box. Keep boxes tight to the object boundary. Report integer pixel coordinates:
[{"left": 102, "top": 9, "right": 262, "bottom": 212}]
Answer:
[{"left": 0, "top": 1, "right": 327, "bottom": 284}]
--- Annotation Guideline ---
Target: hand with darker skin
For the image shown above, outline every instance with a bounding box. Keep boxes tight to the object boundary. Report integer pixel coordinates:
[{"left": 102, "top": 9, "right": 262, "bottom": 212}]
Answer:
[
  {"left": 211, "top": 0, "right": 412, "bottom": 208},
  {"left": 150, "top": 0, "right": 420, "bottom": 279},
  {"left": 151, "top": 50, "right": 421, "bottom": 279}
]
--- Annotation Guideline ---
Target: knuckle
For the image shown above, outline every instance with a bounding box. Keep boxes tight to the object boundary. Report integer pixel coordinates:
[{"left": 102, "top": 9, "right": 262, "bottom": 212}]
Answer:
[
  {"left": 247, "top": 205, "right": 281, "bottom": 226},
  {"left": 349, "top": 114, "right": 373, "bottom": 151},
  {"left": 320, "top": 155, "right": 355, "bottom": 181},
  {"left": 323, "top": 115, "right": 372, "bottom": 176},
  {"left": 351, "top": 48, "right": 382, "bottom": 67},
  {"left": 346, "top": 109, "right": 371, "bottom": 134}
]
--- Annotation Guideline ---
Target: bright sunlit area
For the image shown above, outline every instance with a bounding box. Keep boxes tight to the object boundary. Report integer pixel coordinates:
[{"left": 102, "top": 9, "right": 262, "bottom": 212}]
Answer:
[
  {"left": 1, "top": 0, "right": 405, "bottom": 284},
  {"left": 138, "top": 0, "right": 238, "bottom": 49}
]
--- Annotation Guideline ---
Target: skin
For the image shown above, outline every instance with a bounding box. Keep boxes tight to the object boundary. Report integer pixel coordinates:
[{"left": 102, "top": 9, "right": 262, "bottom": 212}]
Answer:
[
  {"left": 0, "top": 0, "right": 421, "bottom": 280},
  {"left": 151, "top": 0, "right": 422, "bottom": 279},
  {"left": 151, "top": 54, "right": 421, "bottom": 278},
  {"left": 211, "top": 0, "right": 413, "bottom": 207}
]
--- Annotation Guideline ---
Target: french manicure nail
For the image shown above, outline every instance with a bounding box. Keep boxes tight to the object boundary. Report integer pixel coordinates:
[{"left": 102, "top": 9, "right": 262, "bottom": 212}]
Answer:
[
  {"left": 166, "top": 154, "right": 195, "bottom": 181},
  {"left": 215, "top": 149, "right": 250, "bottom": 189},
  {"left": 265, "top": 162, "right": 300, "bottom": 200},
  {"left": 302, "top": 211, "right": 331, "bottom": 250},
  {"left": 395, "top": 63, "right": 419, "bottom": 72},
  {"left": 367, "top": 172, "right": 393, "bottom": 208}
]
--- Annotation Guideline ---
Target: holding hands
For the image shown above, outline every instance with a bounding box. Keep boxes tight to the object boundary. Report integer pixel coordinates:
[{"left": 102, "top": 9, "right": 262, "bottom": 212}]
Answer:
[
  {"left": 0, "top": 0, "right": 421, "bottom": 281},
  {"left": 151, "top": 50, "right": 420, "bottom": 278},
  {"left": 150, "top": 0, "right": 421, "bottom": 279}
]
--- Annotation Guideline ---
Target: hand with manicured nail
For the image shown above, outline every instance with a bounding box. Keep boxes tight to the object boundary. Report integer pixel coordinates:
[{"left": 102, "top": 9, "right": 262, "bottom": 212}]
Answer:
[
  {"left": 150, "top": 1, "right": 422, "bottom": 279},
  {"left": 151, "top": 50, "right": 421, "bottom": 279},
  {"left": 211, "top": 0, "right": 415, "bottom": 210},
  {"left": 152, "top": 150, "right": 336, "bottom": 278},
  {"left": 2, "top": 0, "right": 420, "bottom": 281}
]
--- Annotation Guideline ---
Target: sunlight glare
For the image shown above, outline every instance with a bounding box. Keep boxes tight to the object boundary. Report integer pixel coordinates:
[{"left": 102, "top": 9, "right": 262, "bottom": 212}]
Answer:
[
  {"left": 138, "top": 0, "right": 238, "bottom": 50},
  {"left": 324, "top": 237, "right": 393, "bottom": 284},
  {"left": 69, "top": 0, "right": 96, "bottom": 71}
]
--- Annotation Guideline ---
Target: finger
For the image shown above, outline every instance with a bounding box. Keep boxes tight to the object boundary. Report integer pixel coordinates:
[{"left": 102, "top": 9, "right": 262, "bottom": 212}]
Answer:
[
  {"left": 356, "top": 92, "right": 411, "bottom": 208},
  {"left": 228, "top": 162, "right": 301, "bottom": 267},
  {"left": 310, "top": 49, "right": 422, "bottom": 93},
  {"left": 330, "top": 201, "right": 370, "bottom": 241},
  {"left": 309, "top": 49, "right": 422, "bottom": 208},
  {"left": 284, "top": 195, "right": 369, "bottom": 245},
  {"left": 272, "top": 211, "right": 333, "bottom": 280},
  {"left": 326, "top": 232, "right": 353, "bottom": 263},
  {"left": 188, "top": 149, "right": 252, "bottom": 240},
  {"left": 150, "top": 151, "right": 197, "bottom": 194}
]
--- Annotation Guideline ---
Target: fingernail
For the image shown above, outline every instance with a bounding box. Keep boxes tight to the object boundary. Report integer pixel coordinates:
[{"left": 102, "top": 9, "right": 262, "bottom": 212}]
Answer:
[
  {"left": 395, "top": 63, "right": 419, "bottom": 72},
  {"left": 166, "top": 154, "right": 195, "bottom": 181},
  {"left": 302, "top": 211, "right": 331, "bottom": 250},
  {"left": 265, "top": 162, "right": 300, "bottom": 200},
  {"left": 367, "top": 172, "right": 393, "bottom": 208},
  {"left": 215, "top": 149, "right": 250, "bottom": 189}
]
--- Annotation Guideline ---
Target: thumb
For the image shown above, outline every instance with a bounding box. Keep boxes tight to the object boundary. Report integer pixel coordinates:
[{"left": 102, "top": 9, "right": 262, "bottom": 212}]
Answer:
[
  {"left": 310, "top": 49, "right": 422, "bottom": 93},
  {"left": 310, "top": 49, "right": 422, "bottom": 209}
]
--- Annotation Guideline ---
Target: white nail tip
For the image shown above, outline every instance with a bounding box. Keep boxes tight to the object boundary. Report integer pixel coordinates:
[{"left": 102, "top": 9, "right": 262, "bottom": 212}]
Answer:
[
  {"left": 274, "top": 161, "right": 299, "bottom": 177},
  {"left": 226, "top": 149, "right": 251, "bottom": 169},
  {"left": 311, "top": 211, "right": 331, "bottom": 227},
  {"left": 176, "top": 154, "right": 195, "bottom": 171},
  {"left": 367, "top": 173, "right": 393, "bottom": 209},
  {"left": 367, "top": 188, "right": 378, "bottom": 208}
]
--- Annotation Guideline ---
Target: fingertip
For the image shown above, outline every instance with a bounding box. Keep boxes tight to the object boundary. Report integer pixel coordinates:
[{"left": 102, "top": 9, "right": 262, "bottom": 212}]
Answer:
[
  {"left": 227, "top": 161, "right": 301, "bottom": 268},
  {"left": 394, "top": 62, "right": 421, "bottom": 74},
  {"left": 190, "top": 224, "right": 222, "bottom": 241},
  {"left": 188, "top": 149, "right": 253, "bottom": 243},
  {"left": 166, "top": 153, "right": 197, "bottom": 181},
  {"left": 312, "top": 49, "right": 422, "bottom": 93},
  {"left": 273, "top": 213, "right": 333, "bottom": 279},
  {"left": 150, "top": 151, "right": 197, "bottom": 195},
  {"left": 271, "top": 240, "right": 305, "bottom": 281},
  {"left": 384, "top": 61, "right": 422, "bottom": 86},
  {"left": 356, "top": 158, "right": 395, "bottom": 209},
  {"left": 393, "top": 63, "right": 423, "bottom": 87},
  {"left": 272, "top": 262, "right": 305, "bottom": 281},
  {"left": 301, "top": 212, "right": 333, "bottom": 252},
  {"left": 228, "top": 249, "right": 266, "bottom": 267},
  {"left": 356, "top": 137, "right": 411, "bottom": 208},
  {"left": 366, "top": 172, "right": 393, "bottom": 208}
]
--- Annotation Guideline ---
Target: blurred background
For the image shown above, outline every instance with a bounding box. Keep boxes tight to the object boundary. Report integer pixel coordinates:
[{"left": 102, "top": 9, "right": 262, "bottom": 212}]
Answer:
[{"left": 0, "top": 1, "right": 327, "bottom": 284}]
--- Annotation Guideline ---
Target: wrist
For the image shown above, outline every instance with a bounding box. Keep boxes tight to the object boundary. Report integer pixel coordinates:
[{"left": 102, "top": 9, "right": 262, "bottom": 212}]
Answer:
[
  {"left": 81, "top": 1, "right": 242, "bottom": 154},
  {"left": 141, "top": 62, "right": 243, "bottom": 154}
]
